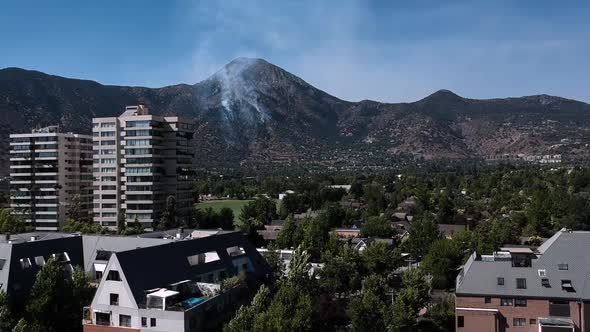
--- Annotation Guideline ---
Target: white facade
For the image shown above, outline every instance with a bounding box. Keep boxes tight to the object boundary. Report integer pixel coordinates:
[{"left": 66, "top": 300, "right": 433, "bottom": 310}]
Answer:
[
  {"left": 92, "top": 105, "right": 195, "bottom": 230},
  {"left": 9, "top": 126, "right": 93, "bottom": 231}
]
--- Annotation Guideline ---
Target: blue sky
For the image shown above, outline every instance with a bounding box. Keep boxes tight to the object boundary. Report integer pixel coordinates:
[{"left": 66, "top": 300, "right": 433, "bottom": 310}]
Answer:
[{"left": 1, "top": 0, "right": 589, "bottom": 102}]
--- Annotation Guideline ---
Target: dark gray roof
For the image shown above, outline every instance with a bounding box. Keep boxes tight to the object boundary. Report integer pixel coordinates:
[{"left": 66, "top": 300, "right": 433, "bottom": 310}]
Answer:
[
  {"left": 457, "top": 229, "right": 590, "bottom": 300},
  {"left": 114, "top": 232, "right": 270, "bottom": 306}
]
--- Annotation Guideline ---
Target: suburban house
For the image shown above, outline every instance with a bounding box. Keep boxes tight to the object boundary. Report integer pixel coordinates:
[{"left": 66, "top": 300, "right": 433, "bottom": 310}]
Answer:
[
  {"left": 456, "top": 228, "right": 590, "bottom": 332},
  {"left": 83, "top": 232, "right": 270, "bottom": 332}
]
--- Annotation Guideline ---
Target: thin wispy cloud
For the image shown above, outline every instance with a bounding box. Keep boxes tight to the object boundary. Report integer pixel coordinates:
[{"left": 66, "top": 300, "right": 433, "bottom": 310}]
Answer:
[{"left": 182, "top": 0, "right": 590, "bottom": 103}]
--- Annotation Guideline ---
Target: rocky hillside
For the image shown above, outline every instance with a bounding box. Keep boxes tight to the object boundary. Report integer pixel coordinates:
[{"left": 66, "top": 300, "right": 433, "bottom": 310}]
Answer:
[{"left": 1, "top": 58, "right": 590, "bottom": 173}]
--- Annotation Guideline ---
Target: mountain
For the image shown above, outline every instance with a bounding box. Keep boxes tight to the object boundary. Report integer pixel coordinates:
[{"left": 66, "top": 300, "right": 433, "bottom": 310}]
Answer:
[{"left": 1, "top": 57, "right": 590, "bottom": 173}]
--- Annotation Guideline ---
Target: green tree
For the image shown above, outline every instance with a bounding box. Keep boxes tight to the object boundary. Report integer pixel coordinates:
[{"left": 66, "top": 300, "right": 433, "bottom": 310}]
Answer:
[
  {"left": 0, "top": 291, "right": 13, "bottom": 332},
  {"left": 224, "top": 285, "right": 272, "bottom": 332},
  {"left": 421, "top": 238, "right": 462, "bottom": 289},
  {"left": 159, "top": 196, "right": 177, "bottom": 230},
  {"left": 319, "top": 245, "right": 363, "bottom": 297},
  {"left": 361, "top": 215, "right": 395, "bottom": 238},
  {"left": 275, "top": 215, "right": 297, "bottom": 249},
  {"left": 253, "top": 282, "right": 314, "bottom": 332},
  {"left": 348, "top": 275, "right": 389, "bottom": 332},
  {"left": 361, "top": 241, "right": 402, "bottom": 277},
  {"left": 218, "top": 207, "right": 235, "bottom": 230},
  {"left": 65, "top": 194, "right": 90, "bottom": 223},
  {"left": 26, "top": 258, "right": 91, "bottom": 331},
  {"left": 426, "top": 294, "right": 455, "bottom": 332},
  {"left": 406, "top": 213, "right": 439, "bottom": 260},
  {"left": 364, "top": 184, "right": 385, "bottom": 216},
  {"left": 0, "top": 209, "right": 28, "bottom": 234}
]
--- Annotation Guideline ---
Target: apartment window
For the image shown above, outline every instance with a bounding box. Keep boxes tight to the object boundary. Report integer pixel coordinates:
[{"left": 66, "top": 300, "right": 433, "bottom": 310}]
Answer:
[
  {"left": 558, "top": 263, "right": 568, "bottom": 270},
  {"left": 141, "top": 317, "right": 147, "bottom": 327},
  {"left": 513, "top": 318, "right": 526, "bottom": 327},
  {"left": 119, "top": 314, "right": 131, "bottom": 327},
  {"left": 101, "top": 122, "right": 116, "bottom": 128},
  {"left": 101, "top": 131, "right": 115, "bottom": 137},
  {"left": 514, "top": 298, "right": 527, "bottom": 307},
  {"left": 484, "top": 297, "right": 491, "bottom": 304},
  {"left": 500, "top": 298, "right": 513, "bottom": 306},
  {"left": 106, "top": 270, "right": 121, "bottom": 281},
  {"left": 100, "top": 149, "right": 115, "bottom": 155},
  {"left": 127, "top": 120, "right": 151, "bottom": 128},
  {"left": 150, "top": 318, "right": 157, "bottom": 327},
  {"left": 530, "top": 319, "right": 537, "bottom": 325},
  {"left": 497, "top": 277, "right": 504, "bottom": 285},
  {"left": 110, "top": 293, "right": 119, "bottom": 305},
  {"left": 457, "top": 316, "right": 464, "bottom": 328},
  {"left": 101, "top": 140, "right": 116, "bottom": 145},
  {"left": 516, "top": 278, "right": 527, "bottom": 289},
  {"left": 101, "top": 158, "right": 116, "bottom": 164},
  {"left": 126, "top": 139, "right": 151, "bottom": 146}
]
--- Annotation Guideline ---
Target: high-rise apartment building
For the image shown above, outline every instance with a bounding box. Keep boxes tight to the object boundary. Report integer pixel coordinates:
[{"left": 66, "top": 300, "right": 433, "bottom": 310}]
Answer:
[
  {"left": 92, "top": 105, "right": 195, "bottom": 231},
  {"left": 9, "top": 126, "right": 93, "bottom": 231}
]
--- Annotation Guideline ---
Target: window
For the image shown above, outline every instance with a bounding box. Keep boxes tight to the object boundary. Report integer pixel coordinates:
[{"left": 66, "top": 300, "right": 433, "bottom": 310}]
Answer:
[
  {"left": 542, "top": 278, "right": 550, "bottom": 287},
  {"left": 558, "top": 263, "right": 568, "bottom": 270},
  {"left": 516, "top": 278, "right": 527, "bottom": 289},
  {"left": 457, "top": 316, "right": 464, "bottom": 328},
  {"left": 513, "top": 318, "right": 526, "bottom": 327},
  {"left": 561, "top": 280, "right": 574, "bottom": 292},
  {"left": 484, "top": 297, "right": 491, "bottom": 304},
  {"left": 96, "top": 312, "right": 110, "bottom": 326},
  {"left": 95, "top": 250, "right": 112, "bottom": 261},
  {"left": 119, "top": 314, "right": 131, "bottom": 327},
  {"left": 110, "top": 293, "right": 119, "bottom": 305},
  {"left": 106, "top": 270, "right": 121, "bottom": 281},
  {"left": 141, "top": 317, "right": 147, "bottom": 327},
  {"left": 500, "top": 298, "right": 513, "bottom": 306},
  {"left": 34, "top": 256, "right": 46, "bottom": 267},
  {"left": 150, "top": 318, "right": 157, "bottom": 327},
  {"left": 19, "top": 258, "right": 32, "bottom": 269},
  {"left": 127, "top": 120, "right": 151, "bottom": 128},
  {"left": 101, "top": 122, "right": 116, "bottom": 128},
  {"left": 538, "top": 269, "right": 546, "bottom": 277},
  {"left": 101, "top": 131, "right": 115, "bottom": 137},
  {"left": 0, "top": 259, "right": 5, "bottom": 270},
  {"left": 497, "top": 277, "right": 504, "bottom": 285},
  {"left": 514, "top": 298, "right": 527, "bottom": 307},
  {"left": 549, "top": 300, "right": 571, "bottom": 317},
  {"left": 530, "top": 319, "right": 537, "bottom": 325}
]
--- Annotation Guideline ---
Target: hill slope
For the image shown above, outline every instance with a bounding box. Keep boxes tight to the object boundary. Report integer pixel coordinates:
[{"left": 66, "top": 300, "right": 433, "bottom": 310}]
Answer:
[{"left": 1, "top": 58, "right": 590, "bottom": 173}]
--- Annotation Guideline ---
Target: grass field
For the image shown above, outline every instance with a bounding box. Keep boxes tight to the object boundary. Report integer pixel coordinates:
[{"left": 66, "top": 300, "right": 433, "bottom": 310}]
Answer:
[{"left": 195, "top": 200, "right": 253, "bottom": 221}]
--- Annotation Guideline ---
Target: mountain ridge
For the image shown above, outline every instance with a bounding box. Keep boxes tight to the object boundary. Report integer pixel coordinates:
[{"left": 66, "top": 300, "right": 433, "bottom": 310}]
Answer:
[{"left": 1, "top": 58, "right": 590, "bottom": 172}]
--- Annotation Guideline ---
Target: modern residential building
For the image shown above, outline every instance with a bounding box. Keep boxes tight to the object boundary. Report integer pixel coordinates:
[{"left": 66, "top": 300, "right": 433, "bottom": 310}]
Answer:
[
  {"left": 92, "top": 105, "right": 195, "bottom": 231},
  {"left": 83, "top": 232, "right": 270, "bottom": 332},
  {"left": 9, "top": 126, "right": 93, "bottom": 231},
  {"left": 455, "top": 228, "right": 590, "bottom": 332}
]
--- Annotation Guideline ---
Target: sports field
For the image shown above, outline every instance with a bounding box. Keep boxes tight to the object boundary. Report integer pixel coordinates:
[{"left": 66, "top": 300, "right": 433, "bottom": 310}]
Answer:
[{"left": 195, "top": 200, "right": 253, "bottom": 221}]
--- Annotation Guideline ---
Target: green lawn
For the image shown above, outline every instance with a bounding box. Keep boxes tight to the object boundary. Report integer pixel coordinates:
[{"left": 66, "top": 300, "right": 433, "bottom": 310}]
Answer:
[{"left": 195, "top": 200, "right": 253, "bottom": 221}]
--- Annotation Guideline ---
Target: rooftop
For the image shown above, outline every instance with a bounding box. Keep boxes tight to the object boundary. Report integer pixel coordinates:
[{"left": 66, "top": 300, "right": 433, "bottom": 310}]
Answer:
[{"left": 457, "top": 228, "right": 590, "bottom": 300}]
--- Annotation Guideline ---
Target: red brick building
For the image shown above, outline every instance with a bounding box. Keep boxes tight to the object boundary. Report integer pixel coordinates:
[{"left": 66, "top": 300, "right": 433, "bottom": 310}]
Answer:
[{"left": 455, "top": 229, "right": 590, "bottom": 332}]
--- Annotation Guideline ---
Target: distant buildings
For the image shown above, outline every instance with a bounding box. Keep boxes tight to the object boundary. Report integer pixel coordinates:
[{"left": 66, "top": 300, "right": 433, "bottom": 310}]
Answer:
[
  {"left": 9, "top": 126, "right": 93, "bottom": 231},
  {"left": 92, "top": 105, "right": 195, "bottom": 231},
  {"left": 456, "top": 228, "right": 590, "bottom": 332}
]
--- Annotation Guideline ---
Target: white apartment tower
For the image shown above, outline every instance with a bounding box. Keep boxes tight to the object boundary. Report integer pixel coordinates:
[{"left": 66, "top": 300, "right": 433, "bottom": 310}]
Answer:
[
  {"left": 9, "top": 126, "right": 93, "bottom": 231},
  {"left": 92, "top": 105, "right": 195, "bottom": 230}
]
